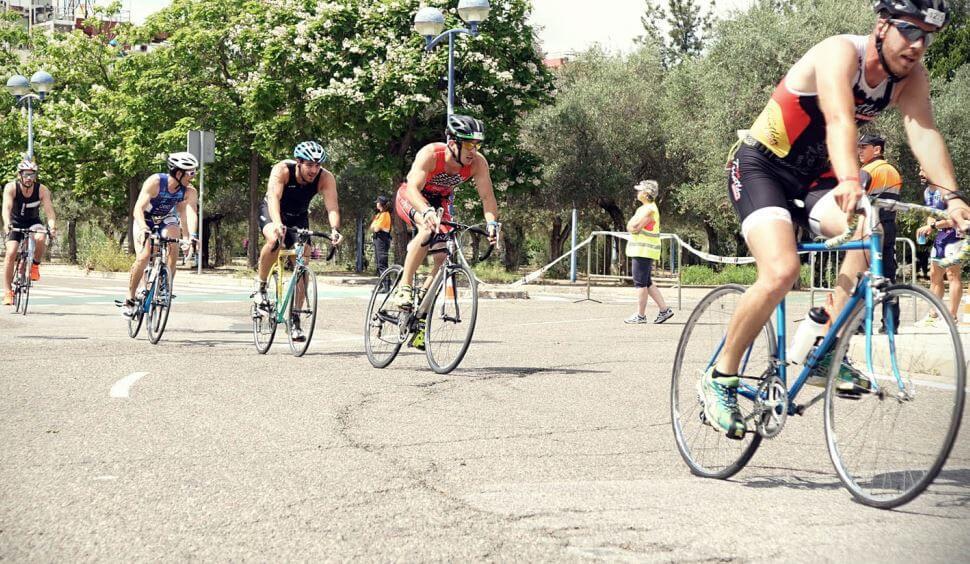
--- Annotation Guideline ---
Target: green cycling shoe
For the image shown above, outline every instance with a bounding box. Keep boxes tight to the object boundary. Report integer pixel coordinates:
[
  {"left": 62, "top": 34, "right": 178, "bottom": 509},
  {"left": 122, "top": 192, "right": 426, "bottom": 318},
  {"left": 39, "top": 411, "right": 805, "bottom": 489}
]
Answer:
[
  {"left": 807, "top": 350, "right": 872, "bottom": 397},
  {"left": 698, "top": 367, "right": 746, "bottom": 440}
]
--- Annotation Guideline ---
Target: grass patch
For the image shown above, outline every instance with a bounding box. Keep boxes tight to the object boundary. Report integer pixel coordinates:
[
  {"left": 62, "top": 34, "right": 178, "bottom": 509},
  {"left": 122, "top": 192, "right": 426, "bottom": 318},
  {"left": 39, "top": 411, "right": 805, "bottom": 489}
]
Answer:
[
  {"left": 77, "top": 227, "right": 133, "bottom": 272},
  {"left": 473, "top": 260, "right": 520, "bottom": 283}
]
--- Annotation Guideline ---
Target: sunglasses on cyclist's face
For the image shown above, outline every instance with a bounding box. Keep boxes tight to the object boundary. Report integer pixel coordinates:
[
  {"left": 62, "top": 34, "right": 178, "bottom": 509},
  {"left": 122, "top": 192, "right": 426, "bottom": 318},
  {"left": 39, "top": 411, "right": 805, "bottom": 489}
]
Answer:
[
  {"left": 459, "top": 140, "right": 482, "bottom": 152},
  {"left": 19, "top": 171, "right": 37, "bottom": 180},
  {"left": 182, "top": 169, "right": 197, "bottom": 177},
  {"left": 889, "top": 19, "right": 936, "bottom": 46}
]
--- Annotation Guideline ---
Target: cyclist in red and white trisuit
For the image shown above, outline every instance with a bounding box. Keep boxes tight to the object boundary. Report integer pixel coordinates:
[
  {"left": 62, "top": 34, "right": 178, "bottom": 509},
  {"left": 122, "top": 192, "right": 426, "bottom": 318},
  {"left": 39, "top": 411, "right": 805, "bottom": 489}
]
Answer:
[{"left": 388, "top": 114, "right": 499, "bottom": 310}]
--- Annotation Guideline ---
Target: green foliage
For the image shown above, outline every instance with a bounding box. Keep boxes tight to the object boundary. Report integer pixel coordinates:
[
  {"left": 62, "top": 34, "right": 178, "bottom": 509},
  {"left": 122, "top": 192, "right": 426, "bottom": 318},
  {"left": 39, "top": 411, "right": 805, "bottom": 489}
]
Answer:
[
  {"left": 77, "top": 225, "right": 133, "bottom": 272},
  {"left": 638, "top": 0, "right": 717, "bottom": 66},
  {"left": 473, "top": 259, "right": 520, "bottom": 283},
  {"left": 679, "top": 263, "right": 812, "bottom": 287}
]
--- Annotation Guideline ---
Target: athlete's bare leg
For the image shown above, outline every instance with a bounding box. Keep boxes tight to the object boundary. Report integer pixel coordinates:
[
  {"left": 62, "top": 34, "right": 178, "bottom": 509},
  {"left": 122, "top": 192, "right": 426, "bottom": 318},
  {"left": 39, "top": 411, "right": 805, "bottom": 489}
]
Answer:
[{"left": 715, "top": 220, "right": 800, "bottom": 375}]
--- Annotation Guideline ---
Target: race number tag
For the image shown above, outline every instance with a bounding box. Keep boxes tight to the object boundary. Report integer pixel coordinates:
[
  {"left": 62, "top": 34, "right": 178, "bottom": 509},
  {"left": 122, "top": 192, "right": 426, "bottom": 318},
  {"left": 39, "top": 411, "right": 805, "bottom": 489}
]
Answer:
[{"left": 925, "top": 8, "right": 946, "bottom": 27}]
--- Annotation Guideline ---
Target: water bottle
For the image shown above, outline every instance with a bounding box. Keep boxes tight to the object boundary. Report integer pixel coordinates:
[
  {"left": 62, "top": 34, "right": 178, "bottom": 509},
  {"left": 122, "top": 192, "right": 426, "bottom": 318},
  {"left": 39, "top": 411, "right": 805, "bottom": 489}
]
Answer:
[
  {"left": 917, "top": 232, "right": 927, "bottom": 245},
  {"left": 787, "top": 307, "right": 830, "bottom": 364}
]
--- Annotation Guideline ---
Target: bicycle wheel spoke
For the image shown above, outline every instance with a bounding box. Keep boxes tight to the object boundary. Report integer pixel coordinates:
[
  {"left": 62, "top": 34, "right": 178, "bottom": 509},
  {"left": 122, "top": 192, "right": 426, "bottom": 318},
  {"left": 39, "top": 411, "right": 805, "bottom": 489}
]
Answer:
[
  {"left": 365, "top": 265, "right": 404, "bottom": 368},
  {"left": 825, "top": 284, "right": 966, "bottom": 508},
  {"left": 670, "top": 285, "right": 768, "bottom": 479},
  {"left": 425, "top": 267, "right": 478, "bottom": 374}
]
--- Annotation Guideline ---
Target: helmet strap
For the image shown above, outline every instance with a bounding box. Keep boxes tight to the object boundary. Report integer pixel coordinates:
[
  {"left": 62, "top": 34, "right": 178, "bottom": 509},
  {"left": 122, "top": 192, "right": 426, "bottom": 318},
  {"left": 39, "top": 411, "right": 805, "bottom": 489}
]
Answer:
[
  {"left": 448, "top": 138, "right": 463, "bottom": 164},
  {"left": 875, "top": 32, "right": 902, "bottom": 83}
]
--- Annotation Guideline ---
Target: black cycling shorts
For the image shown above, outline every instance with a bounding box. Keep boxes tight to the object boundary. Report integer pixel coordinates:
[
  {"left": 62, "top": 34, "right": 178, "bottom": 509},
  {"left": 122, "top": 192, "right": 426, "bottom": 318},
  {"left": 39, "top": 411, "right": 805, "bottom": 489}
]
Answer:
[
  {"left": 728, "top": 144, "right": 843, "bottom": 236},
  {"left": 258, "top": 200, "right": 309, "bottom": 249},
  {"left": 631, "top": 257, "right": 654, "bottom": 288}
]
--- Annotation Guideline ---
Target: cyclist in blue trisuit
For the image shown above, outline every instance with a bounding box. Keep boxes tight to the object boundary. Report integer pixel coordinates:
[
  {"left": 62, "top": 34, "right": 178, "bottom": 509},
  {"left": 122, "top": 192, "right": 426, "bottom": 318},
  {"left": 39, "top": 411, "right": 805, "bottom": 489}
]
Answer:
[
  {"left": 707, "top": 0, "right": 969, "bottom": 439},
  {"left": 122, "top": 153, "right": 200, "bottom": 318}
]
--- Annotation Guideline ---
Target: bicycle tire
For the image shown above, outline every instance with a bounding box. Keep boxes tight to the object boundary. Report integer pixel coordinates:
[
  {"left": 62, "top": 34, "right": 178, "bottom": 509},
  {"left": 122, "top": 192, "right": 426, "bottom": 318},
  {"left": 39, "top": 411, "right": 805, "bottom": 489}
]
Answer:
[
  {"left": 253, "top": 269, "right": 280, "bottom": 354},
  {"left": 824, "top": 284, "right": 966, "bottom": 508},
  {"left": 425, "top": 264, "right": 478, "bottom": 374},
  {"left": 287, "top": 267, "right": 318, "bottom": 357},
  {"left": 670, "top": 284, "right": 771, "bottom": 479},
  {"left": 13, "top": 256, "right": 27, "bottom": 314},
  {"left": 147, "top": 266, "right": 172, "bottom": 344},
  {"left": 127, "top": 296, "right": 145, "bottom": 338},
  {"left": 364, "top": 265, "right": 404, "bottom": 368}
]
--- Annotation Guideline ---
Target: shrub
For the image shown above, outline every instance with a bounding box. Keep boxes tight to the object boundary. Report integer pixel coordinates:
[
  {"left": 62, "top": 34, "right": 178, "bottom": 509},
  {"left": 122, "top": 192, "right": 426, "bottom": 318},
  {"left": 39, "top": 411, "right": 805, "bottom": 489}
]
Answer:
[{"left": 78, "top": 231, "right": 133, "bottom": 272}]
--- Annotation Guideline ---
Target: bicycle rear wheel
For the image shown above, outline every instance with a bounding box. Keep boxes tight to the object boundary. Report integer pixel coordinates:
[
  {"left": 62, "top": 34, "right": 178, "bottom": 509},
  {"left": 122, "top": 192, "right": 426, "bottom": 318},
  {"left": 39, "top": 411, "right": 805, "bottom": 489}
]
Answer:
[
  {"left": 671, "top": 284, "right": 772, "bottom": 479},
  {"left": 425, "top": 265, "right": 478, "bottom": 374},
  {"left": 147, "top": 266, "right": 172, "bottom": 344},
  {"left": 364, "top": 265, "right": 405, "bottom": 368},
  {"left": 252, "top": 269, "right": 280, "bottom": 354},
  {"left": 825, "top": 284, "right": 966, "bottom": 508},
  {"left": 287, "top": 267, "right": 318, "bottom": 357}
]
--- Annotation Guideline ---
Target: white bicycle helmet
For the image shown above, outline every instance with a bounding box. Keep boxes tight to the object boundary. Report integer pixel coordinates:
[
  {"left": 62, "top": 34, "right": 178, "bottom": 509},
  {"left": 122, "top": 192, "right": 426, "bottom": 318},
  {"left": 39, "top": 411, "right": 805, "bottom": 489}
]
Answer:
[
  {"left": 17, "top": 159, "right": 38, "bottom": 173},
  {"left": 293, "top": 141, "right": 328, "bottom": 164},
  {"left": 167, "top": 152, "right": 199, "bottom": 171}
]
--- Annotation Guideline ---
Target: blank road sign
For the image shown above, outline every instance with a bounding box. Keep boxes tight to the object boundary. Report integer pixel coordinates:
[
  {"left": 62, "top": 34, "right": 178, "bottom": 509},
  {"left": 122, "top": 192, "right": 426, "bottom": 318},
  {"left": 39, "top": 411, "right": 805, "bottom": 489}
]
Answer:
[{"left": 187, "top": 130, "right": 215, "bottom": 163}]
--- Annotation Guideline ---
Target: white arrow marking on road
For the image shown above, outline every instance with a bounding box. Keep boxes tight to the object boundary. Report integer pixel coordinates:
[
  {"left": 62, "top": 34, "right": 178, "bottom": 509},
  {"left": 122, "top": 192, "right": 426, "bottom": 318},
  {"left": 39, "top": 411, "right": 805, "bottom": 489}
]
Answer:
[{"left": 110, "top": 372, "right": 148, "bottom": 398}]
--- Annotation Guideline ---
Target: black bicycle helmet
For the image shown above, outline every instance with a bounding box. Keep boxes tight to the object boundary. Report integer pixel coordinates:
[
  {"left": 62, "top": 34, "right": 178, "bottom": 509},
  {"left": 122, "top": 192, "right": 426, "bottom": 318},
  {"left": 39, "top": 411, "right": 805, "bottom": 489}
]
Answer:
[
  {"left": 445, "top": 114, "right": 485, "bottom": 142},
  {"left": 873, "top": 0, "right": 951, "bottom": 29}
]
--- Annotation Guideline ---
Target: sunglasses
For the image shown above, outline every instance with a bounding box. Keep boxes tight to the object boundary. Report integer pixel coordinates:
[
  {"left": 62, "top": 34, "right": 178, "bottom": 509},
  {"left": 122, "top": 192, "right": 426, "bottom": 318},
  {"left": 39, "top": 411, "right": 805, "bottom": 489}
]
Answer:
[
  {"left": 889, "top": 19, "right": 936, "bottom": 46},
  {"left": 459, "top": 140, "right": 483, "bottom": 151},
  {"left": 182, "top": 169, "right": 197, "bottom": 177},
  {"left": 20, "top": 171, "right": 37, "bottom": 179}
]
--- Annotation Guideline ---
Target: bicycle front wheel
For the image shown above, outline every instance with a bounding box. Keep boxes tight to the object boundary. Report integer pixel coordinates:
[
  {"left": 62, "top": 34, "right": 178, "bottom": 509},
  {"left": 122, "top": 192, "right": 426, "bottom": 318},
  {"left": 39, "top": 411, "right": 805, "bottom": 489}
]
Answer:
[
  {"left": 364, "top": 265, "right": 405, "bottom": 368},
  {"left": 287, "top": 267, "right": 318, "bottom": 357},
  {"left": 425, "top": 265, "right": 478, "bottom": 374},
  {"left": 671, "top": 284, "right": 772, "bottom": 479},
  {"left": 253, "top": 269, "right": 280, "bottom": 354},
  {"left": 825, "top": 284, "right": 966, "bottom": 508},
  {"left": 13, "top": 257, "right": 28, "bottom": 315},
  {"left": 147, "top": 266, "right": 172, "bottom": 344},
  {"left": 127, "top": 302, "right": 144, "bottom": 338}
]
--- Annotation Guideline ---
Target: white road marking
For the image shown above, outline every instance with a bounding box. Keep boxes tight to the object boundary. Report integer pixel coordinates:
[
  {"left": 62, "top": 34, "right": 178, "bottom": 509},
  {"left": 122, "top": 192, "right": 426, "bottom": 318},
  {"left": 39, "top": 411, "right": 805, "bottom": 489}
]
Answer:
[{"left": 110, "top": 371, "right": 148, "bottom": 398}]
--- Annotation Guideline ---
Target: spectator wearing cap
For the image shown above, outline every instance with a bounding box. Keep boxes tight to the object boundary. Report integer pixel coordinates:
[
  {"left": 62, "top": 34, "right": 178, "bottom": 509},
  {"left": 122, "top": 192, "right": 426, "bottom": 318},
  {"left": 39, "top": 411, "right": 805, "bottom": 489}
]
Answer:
[
  {"left": 858, "top": 133, "right": 902, "bottom": 331},
  {"left": 370, "top": 195, "right": 392, "bottom": 285},
  {"left": 624, "top": 180, "right": 673, "bottom": 325}
]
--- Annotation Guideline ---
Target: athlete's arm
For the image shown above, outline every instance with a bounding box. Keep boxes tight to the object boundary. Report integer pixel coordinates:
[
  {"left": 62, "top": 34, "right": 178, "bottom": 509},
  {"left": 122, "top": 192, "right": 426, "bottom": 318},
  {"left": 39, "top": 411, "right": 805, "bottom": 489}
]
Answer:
[
  {"left": 626, "top": 207, "right": 652, "bottom": 234},
  {"left": 405, "top": 146, "right": 438, "bottom": 230},
  {"left": 317, "top": 169, "right": 341, "bottom": 243},
  {"left": 896, "top": 65, "right": 969, "bottom": 228},
  {"left": 265, "top": 163, "right": 288, "bottom": 236},
  {"left": 471, "top": 154, "right": 499, "bottom": 234},
  {"left": 39, "top": 185, "right": 56, "bottom": 236},
  {"left": 814, "top": 37, "right": 864, "bottom": 213},
  {"left": 133, "top": 176, "right": 159, "bottom": 241},
  {"left": 2, "top": 183, "right": 14, "bottom": 233}
]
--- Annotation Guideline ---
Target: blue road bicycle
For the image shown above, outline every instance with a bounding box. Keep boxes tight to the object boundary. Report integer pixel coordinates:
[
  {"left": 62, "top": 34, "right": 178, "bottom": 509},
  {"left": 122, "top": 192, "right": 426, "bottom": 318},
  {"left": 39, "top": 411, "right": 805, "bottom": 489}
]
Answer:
[
  {"left": 118, "top": 230, "right": 180, "bottom": 344},
  {"left": 671, "top": 198, "right": 968, "bottom": 508}
]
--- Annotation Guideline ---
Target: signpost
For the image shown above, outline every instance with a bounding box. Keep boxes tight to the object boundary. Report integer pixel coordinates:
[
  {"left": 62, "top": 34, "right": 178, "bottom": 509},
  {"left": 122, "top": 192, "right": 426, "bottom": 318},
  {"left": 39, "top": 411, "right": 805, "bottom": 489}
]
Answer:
[{"left": 187, "top": 130, "right": 215, "bottom": 274}]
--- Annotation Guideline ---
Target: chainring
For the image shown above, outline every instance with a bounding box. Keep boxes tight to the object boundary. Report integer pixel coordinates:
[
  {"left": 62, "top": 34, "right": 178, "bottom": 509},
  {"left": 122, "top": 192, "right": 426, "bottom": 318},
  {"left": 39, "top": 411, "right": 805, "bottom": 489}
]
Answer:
[{"left": 755, "top": 375, "right": 789, "bottom": 439}]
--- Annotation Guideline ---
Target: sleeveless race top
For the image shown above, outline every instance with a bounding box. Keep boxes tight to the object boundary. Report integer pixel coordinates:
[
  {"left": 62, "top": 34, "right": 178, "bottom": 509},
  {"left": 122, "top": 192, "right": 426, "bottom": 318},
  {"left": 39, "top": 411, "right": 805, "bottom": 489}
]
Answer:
[
  {"left": 421, "top": 143, "right": 473, "bottom": 200},
  {"left": 748, "top": 34, "right": 895, "bottom": 182},
  {"left": 11, "top": 180, "right": 41, "bottom": 224},
  {"left": 278, "top": 161, "right": 321, "bottom": 220},
  {"left": 145, "top": 173, "right": 185, "bottom": 220}
]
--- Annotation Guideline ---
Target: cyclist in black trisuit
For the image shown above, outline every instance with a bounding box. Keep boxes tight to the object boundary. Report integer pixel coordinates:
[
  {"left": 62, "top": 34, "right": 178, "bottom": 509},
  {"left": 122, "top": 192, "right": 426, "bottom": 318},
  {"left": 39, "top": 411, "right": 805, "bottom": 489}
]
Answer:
[{"left": 2, "top": 159, "right": 57, "bottom": 306}]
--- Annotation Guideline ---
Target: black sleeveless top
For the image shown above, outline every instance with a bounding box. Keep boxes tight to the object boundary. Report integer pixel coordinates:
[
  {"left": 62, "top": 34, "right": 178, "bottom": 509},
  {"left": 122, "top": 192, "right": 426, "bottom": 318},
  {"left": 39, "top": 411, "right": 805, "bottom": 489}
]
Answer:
[
  {"left": 278, "top": 162, "right": 321, "bottom": 220},
  {"left": 11, "top": 181, "right": 41, "bottom": 225}
]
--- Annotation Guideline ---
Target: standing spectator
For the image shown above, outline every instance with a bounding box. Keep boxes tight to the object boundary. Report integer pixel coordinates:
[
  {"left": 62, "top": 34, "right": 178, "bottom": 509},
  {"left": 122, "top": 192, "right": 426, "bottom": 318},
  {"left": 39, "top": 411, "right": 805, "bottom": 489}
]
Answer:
[
  {"left": 370, "top": 195, "right": 392, "bottom": 288},
  {"left": 858, "top": 134, "right": 902, "bottom": 331},
  {"left": 916, "top": 167, "right": 963, "bottom": 326},
  {"left": 624, "top": 180, "right": 673, "bottom": 324}
]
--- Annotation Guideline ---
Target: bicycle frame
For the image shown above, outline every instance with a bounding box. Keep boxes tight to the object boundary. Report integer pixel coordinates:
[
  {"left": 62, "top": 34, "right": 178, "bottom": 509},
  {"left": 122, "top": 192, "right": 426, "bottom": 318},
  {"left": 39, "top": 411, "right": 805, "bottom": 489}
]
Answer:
[
  {"left": 270, "top": 239, "right": 311, "bottom": 324},
  {"left": 140, "top": 232, "right": 173, "bottom": 314},
  {"left": 725, "top": 227, "right": 900, "bottom": 415}
]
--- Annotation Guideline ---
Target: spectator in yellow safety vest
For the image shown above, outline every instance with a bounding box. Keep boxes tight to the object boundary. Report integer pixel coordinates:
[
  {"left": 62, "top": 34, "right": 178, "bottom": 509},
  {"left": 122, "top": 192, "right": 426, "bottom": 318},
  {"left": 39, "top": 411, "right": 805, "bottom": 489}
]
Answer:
[{"left": 624, "top": 180, "right": 673, "bottom": 324}]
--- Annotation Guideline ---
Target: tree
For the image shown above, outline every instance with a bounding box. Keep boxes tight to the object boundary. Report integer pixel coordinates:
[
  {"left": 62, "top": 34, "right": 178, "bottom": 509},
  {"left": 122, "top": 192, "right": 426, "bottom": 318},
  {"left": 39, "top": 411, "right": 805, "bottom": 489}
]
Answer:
[
  {"left": 638, "top": 0, "right": 717, "bottom": 67},
  {"left": 522, "top": 46, "right": 668, "bottom": 261}
]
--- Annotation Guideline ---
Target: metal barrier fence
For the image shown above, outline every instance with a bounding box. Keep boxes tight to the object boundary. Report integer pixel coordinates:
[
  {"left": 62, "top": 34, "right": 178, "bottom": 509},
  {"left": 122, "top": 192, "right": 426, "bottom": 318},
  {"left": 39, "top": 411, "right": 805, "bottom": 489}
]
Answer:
[{"left": 808, "top": 236, "right": 919, "bottom": 320}]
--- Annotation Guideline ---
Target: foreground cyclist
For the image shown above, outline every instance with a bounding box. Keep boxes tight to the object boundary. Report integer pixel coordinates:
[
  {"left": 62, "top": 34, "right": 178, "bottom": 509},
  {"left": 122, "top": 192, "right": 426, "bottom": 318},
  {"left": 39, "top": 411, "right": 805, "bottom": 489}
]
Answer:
[
  {"left": 709, "top": 0, "right": 970, "bottom": 439},
  {"left": 254, "top": 141, "right": 343, "bottom": 342},
  {"left": 390, "top": 115, "right": 499, "bottom": 316},
  {"left": 3, "top": 159, "right": 57, "bottom": 306},
  {"left": 122, "top": 153, "right": 200, "bottom": 317}
]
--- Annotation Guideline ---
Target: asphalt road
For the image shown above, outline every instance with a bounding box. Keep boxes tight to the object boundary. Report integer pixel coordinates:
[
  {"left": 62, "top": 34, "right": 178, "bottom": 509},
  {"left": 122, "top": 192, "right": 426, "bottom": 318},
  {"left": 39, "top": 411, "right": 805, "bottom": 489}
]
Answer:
[{"left": 2, "top": 271, "right": 968, "bottom": 561}]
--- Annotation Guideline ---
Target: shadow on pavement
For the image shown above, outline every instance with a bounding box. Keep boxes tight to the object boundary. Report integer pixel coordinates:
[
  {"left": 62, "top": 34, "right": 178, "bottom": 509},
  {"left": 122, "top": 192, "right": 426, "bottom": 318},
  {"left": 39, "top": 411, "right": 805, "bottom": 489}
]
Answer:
[{"left": 462, "top": 366, "right": 610, "bottom": 378}]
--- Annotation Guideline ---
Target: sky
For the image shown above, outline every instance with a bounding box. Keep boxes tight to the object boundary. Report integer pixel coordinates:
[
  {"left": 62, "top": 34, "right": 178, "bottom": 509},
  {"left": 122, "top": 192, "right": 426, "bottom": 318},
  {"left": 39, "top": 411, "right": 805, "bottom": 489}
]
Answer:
[{"left": 109, "top": 0, "right": 757, "bottom": 56}]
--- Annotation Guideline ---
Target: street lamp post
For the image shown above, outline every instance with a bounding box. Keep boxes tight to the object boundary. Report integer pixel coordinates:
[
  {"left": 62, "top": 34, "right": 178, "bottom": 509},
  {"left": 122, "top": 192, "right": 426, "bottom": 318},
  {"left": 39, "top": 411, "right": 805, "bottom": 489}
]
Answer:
[
  {"left": 414, "top": 0, "right": 490, "bottom": 117},
  {"left": 5, "top": 70, "right": 55, "bottom": 160}
]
